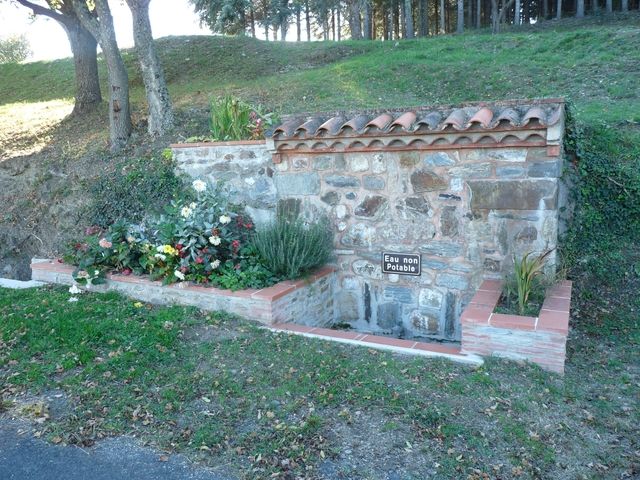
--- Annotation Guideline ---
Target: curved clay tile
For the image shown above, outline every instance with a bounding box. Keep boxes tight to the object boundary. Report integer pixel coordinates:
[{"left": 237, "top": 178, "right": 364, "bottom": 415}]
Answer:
[
  {"left": 501, "top": 134, "right": 521, "bottom": 144},
  {"left": 442, "top": 109, "right": 468, "bottom": 130},
  {"left": 415, "top": 111, "right": 442, "bottom": 130},
  {"left": 295, "top": 117, "right": 326, "bottom": 137},
  {"left": 522, "top": 106, "right": 546, "bottom": 126},
  {"left": 545, "top": 106, "right": 563, "bottom": 126},
  {"left": 311, "top": 141, "right": 329, "bottom": 150},
  {"left": 317, "top": 115, "right": 347, "bottom": 136},
  {"left": 467, "top": 107, "right": 494, "bottom": 129},
  {"left": 340, "top": 114, "right": 370, "bottom": 134},
  {"left": 390, "top": 111, "right": 417, "bottom": 131},
  {"left": 273, "top": 117, "right": 305, "bottom": 138},
  {"left": 387, "top": 139, "right": 407, "bottom": 148},
  {"left": 524, "top": 133, "right": 546, "bottom": 143},
  {"left": 493, "top": 107, "right": 520, "bottom": 127},
  {"left": 365, "top": 113, "right": 393, "bottom": 132}
]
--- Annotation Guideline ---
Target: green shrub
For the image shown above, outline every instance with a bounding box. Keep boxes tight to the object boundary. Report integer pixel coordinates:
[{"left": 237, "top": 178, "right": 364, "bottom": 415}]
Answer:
[
  {"left": 209, "top": 95, "right": 274, "bottom": 141},
  {"left": 87, "top": 151, "right": 185, "bottom": 227},
  {"left": 251, "top": 215, "right": 333, "bottom": 280},
  {"left": 562, "top": 117, "right": 640, "bottom": 285}
]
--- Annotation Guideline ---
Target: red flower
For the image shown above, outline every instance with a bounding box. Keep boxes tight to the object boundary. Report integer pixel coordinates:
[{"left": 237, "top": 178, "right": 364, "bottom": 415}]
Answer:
[
  {"left": 176, "top": 243, "right": 183, "bottom": 250},
  {"left": 122, "top": 268, "right": 132, "bottom": 276},
  {"left": 232, "top": 240, "right": 240, "bottom": 251},
  {"left": 180, "top": 266, "right": 188, "bottom": 273},
  {"left": 195, "top": 257, "right": 204, "bottom": 264},
  {"left": 245, "top": 223, "right": 253, "bottom": 229}
]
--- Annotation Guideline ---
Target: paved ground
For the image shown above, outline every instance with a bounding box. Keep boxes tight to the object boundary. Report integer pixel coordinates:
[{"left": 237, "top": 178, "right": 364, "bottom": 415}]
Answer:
[{"left": 0, "top": 419, "right": 235, "bottom": 480}]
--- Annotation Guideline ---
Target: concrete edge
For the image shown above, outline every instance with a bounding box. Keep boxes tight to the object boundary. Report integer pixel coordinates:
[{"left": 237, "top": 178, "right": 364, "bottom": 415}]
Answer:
[
  {"left": 0, "top": 278, "right": 46, "bottom": 289},
  {"left": 266, "top": 327, "right": 484, "bottom": 367}
]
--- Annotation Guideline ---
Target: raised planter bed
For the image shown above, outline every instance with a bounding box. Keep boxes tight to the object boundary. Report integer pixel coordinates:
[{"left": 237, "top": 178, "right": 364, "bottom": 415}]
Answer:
[
  {"left": 460, "top": 279, "right": 572, "bottom": 374},
  {"left": 30, "top": 259, "right": 335, "bottom": 326}
]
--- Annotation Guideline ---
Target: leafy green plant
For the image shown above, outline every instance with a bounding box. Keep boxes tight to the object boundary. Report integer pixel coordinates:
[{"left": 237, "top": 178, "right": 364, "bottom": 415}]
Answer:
[
  {"left": 511, "top": 250, "right": 553, "bottom": 316},
  {"left": 252, "top": 214, "right": 333, "bottom": 280},
  {"left": 209, "top": 95, "right": 275, "bottom": 141}
]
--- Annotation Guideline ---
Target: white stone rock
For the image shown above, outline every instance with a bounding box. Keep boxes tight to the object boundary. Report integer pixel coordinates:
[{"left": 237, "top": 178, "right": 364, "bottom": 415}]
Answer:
[{"left": 335, "top": 204, "right": 347, "bottom": 219}]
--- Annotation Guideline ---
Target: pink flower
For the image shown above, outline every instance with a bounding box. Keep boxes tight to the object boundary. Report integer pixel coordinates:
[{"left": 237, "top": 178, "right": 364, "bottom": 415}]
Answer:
[{"left": 99, "top": 238, "right": 112, "bottom": 249}]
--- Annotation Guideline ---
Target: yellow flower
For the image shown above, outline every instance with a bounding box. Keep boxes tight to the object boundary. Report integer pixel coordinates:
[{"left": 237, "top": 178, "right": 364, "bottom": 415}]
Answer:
[
  {"left": 161, "top": 245, "right": 178, "bottom": 256},
  {"left": 133, "top": 302, "right": 144, "bottom": 308}
]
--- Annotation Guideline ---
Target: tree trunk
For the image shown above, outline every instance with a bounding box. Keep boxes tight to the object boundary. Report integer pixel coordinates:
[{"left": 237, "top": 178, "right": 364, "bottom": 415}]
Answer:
[
  {"left": 349, "top": 0, "right": 362, "bottom": 39},
  {"left": 514, "top": 0, "right": 520, "bottom": 23},
  {"left": 576, "top": 0, "right": 584, "bottom": 16},
  {"left": 363, "top": 1, "right": 373, "bottom": 39},
  {"left": 621, "top": 0, "right": 628, "bottom": 11},
  {"left": 127, "top": 0, "right": 173, "bottom": 136},
  {"left": 73, "top": 0, "right": 131, "bottom": 151},
  {"left": 439, "top": 0, "right": 445, "bottom": 32},
  {"left": 14, "top": 0, "right": 101, "bottom": 115},
  {"left": 250, "top": 8, "right": 256, "bottom": 37},
  {"left": 476, "top": 0, "right": 481, "bottom": 27},
  {"left": 605, "top": 0, "right": 612, "bottom": 12},
  {"left": 419, "top": 0, "right": 428, "bottom": 35},
  {"left": 306, "top": 0, "right": 311, "bottom": 40},
  {"left": 404, "top": 0, "right": 415, "bottom": 37},
  {"left": 389, "top": 1, "right": 395, "bottom": 39},
  {"left": 337, "top": 7, "right": 342, "bottom": 40},
  {"left": 457, "top": 0, "right": 464, "bottom": 31},
  {"left": 66, "top": 21, "right": 102, "bottom": 115},
  {"left": 296, "top": 8, "right": 301, "bottom": 41},
  {"left": 556, "top": 0, "right": 561, "bottom": 18}
]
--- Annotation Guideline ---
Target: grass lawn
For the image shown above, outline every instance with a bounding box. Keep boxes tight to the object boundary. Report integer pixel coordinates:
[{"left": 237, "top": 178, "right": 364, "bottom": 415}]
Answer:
[{"left": 1, "top": 281, "right": 638, "bottom": 479}]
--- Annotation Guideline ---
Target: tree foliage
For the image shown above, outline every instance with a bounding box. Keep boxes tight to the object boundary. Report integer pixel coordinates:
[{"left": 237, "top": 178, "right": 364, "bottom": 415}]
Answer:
[{"left": 0, "top": 34, "right": 31, "bottom": 64}]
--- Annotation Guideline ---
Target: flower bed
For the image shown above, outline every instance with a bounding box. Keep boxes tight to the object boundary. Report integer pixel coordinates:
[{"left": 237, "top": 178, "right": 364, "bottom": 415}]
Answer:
[
  {"left": 31, "top": 259, "right": 336, "bottom": 326},
  {"left": 460, "top": 279, "right": 572, "bottom": 374}
]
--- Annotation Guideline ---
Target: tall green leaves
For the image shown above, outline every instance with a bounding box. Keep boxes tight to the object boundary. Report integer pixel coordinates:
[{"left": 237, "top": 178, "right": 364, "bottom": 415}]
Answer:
[
  {"left": 251, "top": 215, "right": 333, "bottom": 279},
  {"left": 512, "top": 250, "right": 553, "bottom": 316}
]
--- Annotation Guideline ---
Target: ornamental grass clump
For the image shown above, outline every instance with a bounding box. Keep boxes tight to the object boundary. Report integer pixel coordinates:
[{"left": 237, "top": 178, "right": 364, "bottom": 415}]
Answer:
[
  {"left": 497, "top": 249, "right": 554, "bottom": 316},
  {"left": 209, "top": 95, "right": 274, "bottom": 141},
  {"left": 252, "top": 215, "right": 333, "bottom": 280}
]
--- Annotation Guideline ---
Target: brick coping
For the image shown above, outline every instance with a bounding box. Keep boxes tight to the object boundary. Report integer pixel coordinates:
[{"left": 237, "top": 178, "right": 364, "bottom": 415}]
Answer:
[
  {"left": 170, "top": 140, "right": 267, "bottom": 148},
  {"left": 30, "top": 259, "right": 335, "bottom": 303},
  {"left": 269, "top": 323, "right": 483, "bottom": 366},
  {"left": 461, "top": 279, "right": 572, "bottom": 334}
]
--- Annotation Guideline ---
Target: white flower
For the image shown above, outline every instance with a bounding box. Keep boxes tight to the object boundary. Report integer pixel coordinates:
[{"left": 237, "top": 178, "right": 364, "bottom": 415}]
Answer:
[
  {"left": 189, "top": 202, "right": 197, "bottom": 209},
  {"left": 209, "top": 235, "right": 221, "bottom": 246},
  {"left": 156, "top": 245, "right": 164, "bottom": 252},
  {"left": 219, "top": 215, "right": 231, "bottom": 224},
  {"left": 68, "top": 297, "right": 79, "bottom": 303},
  {"left": 94, "top": 270, "right": 99, "bottom": 276},
  {"left": 69, "top": 285, "right": 82, "bottom": 295},
  {"left": 181, "top": 206, "right": 193, "bottom": 218},
  {"left": 174, "top": 270, "right": 185, "bottom": 281},
  {"left": 192, "top": 179, "right": 207, "bottom": 192},
  {"left": 210, "top": 259, "right": 221, "bottom": 269},
  {"left": 244, "top": 177, "right": 255, "bottom": 186},
  {"left": 154, "top": 253, "right": 167, "bottom": 261}
]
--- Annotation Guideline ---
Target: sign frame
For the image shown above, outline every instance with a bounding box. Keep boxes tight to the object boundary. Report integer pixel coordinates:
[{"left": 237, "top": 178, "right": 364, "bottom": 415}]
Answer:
[{"left": 381, "top": 252, "right": 422, "bottom": 276}]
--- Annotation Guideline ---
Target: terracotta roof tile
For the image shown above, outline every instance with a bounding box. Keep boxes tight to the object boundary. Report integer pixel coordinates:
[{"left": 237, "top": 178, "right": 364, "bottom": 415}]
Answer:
[{"left": 271, "top": 99, "right": 564, "bottom": 141}]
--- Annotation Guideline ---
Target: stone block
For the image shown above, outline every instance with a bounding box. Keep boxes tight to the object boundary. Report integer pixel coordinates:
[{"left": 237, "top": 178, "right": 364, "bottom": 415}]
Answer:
[
  {"left": 371, "top": 153, "right": 386, "bottom": 174},
  {"left": 341, "top": 224, "right": 376, "bottom": 247},
  {"left": 377, "top": 302, "right": 402, "bottom": 329},
  {"left": 400, "top": 152, "right": 419, "bottom": 168},
  {"left": 449, "top": 163, "right": 492, "bottom": 178},
  {"left": 352, "top": 260, "right": 382, "bottom": 280},
  {"left": 335, "top": 204, "right": 348, "bottom": 219},
  {"left": 410, "top": 169, "right": 448, "bottom": 193},
  {"left": 419, "top": 288, "right": 444, "bottom": 309},
  {"left": 384, "top": 286, "right": 414, "bottom": 304},
  {"left": 440, "top": 206, "right": 459, "bottom": 237},
  {"left": 313, "top": 156, "right": 333, "bottom": 170},
  {"left": 496, "top": 166, "right": 526, "bottom": 178},
  {"left": 409, "top": 311, "right": 440, "bottom": 335},
  {"left": 423, "top": 258, "right": 448, "bottom": 270},
  {"left": 528, "top": 160, "right": 561, "bottom": 178},
  {"left": 354, "top": 195, "right": 388, "bottom": 219},
  {"left": 421, "top": 241, "right": 463, "bottom": 258},
  {"left": 274, "top": 173, "right": 320, "bottom": 195},
  {"left": 436, "top": 273, "right": 469, "bottom": 290},
  {"left": 423, "top": 151, "right": 457, "bottom": 166},
  {"left": 464, "top": 148, "right": 527, "bottom": 163},
  {"left": 321, "top": 191, "right": 340, "bottom": 206},
  {"left": 348, "top": 154, "right": 370, "bottom": 172},
  {"left": 325, "top": 175, "right": 361, "bottom": 188},
  {"left": 468, "top": 179, "right": 558, "bottom": 210},
  {"left": 396, "top": 196, "right": 432, "bottom": 219},
  {"left": 363, "top": 175, "right": 386, "bottom": 190}
]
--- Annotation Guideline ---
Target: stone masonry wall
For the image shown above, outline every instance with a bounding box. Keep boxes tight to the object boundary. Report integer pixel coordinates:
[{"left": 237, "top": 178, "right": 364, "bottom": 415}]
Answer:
[{"left": 172, "top": 140, "right": 565, "bottom": 341}]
